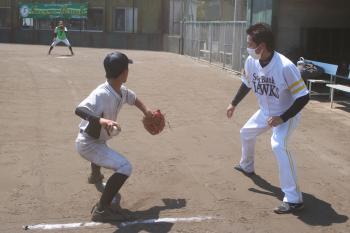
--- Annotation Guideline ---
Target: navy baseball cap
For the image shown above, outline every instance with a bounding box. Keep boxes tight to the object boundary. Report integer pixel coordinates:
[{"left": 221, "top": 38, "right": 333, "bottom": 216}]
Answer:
[{"left": 104, "top": 52, "right": 133, "bottom": 79}]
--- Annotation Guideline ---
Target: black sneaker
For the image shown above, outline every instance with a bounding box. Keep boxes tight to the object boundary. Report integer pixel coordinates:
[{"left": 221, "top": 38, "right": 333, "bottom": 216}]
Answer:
[
  {"left": 274, "top": 202, "right": 304, "bottom": 214},
  {"left": 91, "top": 203, "right": 126, "bottom": 222},
  {"left": 234, "top": 165, "right": 255, "bottom": 177},
  {"left": 88, "top": 173, "right": 104, "bottom": 184}
]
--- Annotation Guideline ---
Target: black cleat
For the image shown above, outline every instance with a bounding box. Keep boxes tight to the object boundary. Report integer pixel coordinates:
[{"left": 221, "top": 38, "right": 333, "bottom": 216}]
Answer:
[
  {"left": 274, "top": 201, "right": 304, "bottom": 214},
  {"left": 91, "top": 203, "right": 126, "bottom": 222}
]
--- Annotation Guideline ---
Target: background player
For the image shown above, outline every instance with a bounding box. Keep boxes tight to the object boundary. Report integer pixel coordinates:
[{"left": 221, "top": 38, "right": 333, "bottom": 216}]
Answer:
[
  {"left": 226, "top": 23, "right": 310, "bottom": 214},
  {"left": 48, "top": 21, "right": 74, "bottom": 55},
  {"left": 75, "top": 51, "right": 153, "bottom": 222}
]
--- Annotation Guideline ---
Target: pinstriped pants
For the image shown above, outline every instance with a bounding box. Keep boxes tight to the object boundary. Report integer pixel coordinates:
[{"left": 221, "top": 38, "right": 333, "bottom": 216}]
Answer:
[{"left": 239, "top": 109, "right": 303, "bottom": 203}]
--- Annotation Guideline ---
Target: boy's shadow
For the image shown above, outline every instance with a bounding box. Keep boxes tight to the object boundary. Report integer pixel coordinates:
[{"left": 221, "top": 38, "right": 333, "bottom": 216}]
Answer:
[
  {"left": 247, "top": 174, "right": 348, "bottom": 226},
  {"left": 94, "top": 183, "right": 186, "bottom": 233}
]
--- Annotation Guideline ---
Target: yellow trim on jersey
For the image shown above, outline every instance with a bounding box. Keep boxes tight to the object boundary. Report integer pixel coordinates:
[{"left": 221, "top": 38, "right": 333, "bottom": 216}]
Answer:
[
  {"left": 291, "top": 84, "right": 306, "bottom": 95},
  {"left": 288, "top": 79, "right": 304, "bottom": 90}
]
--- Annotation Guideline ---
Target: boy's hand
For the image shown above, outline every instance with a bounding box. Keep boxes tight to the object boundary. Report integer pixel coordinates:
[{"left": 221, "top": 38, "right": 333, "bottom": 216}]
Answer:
[
  {"left": 145, "top": 109, "right": 153, "bottom": 118},
  {"left": 99, "top": 118, "right": 121, "bottom": 136},
  {"left": 226, "top": 104, "right": 235, "bottom": 119}
]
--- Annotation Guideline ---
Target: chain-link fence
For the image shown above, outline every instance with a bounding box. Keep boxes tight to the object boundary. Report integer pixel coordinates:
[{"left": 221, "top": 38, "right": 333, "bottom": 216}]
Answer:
[{"left": 183, "top": 21, "right": 247, "bottom": 72}]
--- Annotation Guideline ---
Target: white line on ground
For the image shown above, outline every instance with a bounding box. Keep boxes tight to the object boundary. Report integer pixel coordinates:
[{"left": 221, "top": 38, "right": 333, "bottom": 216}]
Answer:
[{"left": 23, "top": 216, "right": 215, "bottom": 230}]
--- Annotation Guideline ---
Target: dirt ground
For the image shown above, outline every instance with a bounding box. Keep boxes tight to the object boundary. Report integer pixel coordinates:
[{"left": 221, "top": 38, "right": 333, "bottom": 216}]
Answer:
[{"left": 0, "top": 43, "right": 349, "bottom": 233}]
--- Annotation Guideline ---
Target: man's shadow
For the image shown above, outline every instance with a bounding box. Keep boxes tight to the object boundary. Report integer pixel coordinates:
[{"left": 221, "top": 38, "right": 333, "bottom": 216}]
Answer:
[
  {"left": 94, "top": 183, "right": 186, "bottom": 233},
  {"left": 247, "top": 174, "right": 348, "bottom": 226}
]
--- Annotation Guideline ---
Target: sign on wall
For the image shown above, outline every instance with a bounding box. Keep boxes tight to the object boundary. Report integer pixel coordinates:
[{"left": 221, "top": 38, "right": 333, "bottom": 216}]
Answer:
[{"left": 19, "top": 3, "right": 88, "bottom": 19}]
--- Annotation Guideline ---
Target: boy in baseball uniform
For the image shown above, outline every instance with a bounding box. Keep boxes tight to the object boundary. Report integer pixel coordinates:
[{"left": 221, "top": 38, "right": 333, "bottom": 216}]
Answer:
[
  {"left": 48, "top": 21, "right": 74, "bottom": 55},
  {"left": 75, "top": 51, "right": 153, "bottom": 222},
  {"left": 226, "top": 23, "right": 309, "bottom": 214}
]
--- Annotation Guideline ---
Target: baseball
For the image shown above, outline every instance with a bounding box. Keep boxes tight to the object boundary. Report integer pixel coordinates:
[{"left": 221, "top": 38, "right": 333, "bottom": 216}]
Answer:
[{"left": 110, "top": 125, "right": 121, "bottom": 136}]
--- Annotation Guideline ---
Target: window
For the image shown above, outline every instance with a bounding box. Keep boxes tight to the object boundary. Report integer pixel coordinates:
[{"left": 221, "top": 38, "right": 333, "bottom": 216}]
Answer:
[
  {"left": 87, "top": 8, "right": 103, "bottom": 31},
  {"left": 21, "top": 18, "right": 33, "bottom": 29},
  {"left": 115, "top": 9, "right": 125, "bottom": 31},
  {"left": 0, "top": 7, "right": 11, "bottom": 28},
  {"left": 67, "top": 8, "right": 104, "bottom": 31},
  {"left": 113, "top": 8, "right": 137, "bottom": 32}
]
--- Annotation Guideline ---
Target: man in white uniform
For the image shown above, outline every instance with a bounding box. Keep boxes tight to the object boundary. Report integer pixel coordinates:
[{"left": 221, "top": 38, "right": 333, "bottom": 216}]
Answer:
[
  {"left": 226, "top": 23, "right": 309, "bottom": 214},
  {"left": 75, "top": 52, "right": 153, "bottom": 222}
]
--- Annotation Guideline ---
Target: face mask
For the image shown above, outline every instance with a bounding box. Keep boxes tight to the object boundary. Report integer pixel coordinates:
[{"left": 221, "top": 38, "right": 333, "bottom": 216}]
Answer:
[{"left": 247, "top": 47, "right": 262, "bottom": 60}]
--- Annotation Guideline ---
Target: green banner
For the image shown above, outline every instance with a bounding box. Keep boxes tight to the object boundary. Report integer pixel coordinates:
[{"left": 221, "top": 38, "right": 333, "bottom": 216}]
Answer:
[{"left": 19, "top": 3, "right": 88, "bottom": 19}]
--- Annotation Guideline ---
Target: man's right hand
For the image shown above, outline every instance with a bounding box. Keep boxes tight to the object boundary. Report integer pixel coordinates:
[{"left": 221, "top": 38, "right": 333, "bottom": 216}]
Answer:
[{"left": 226, "top": 104, "right": 235, "bottom": 119}]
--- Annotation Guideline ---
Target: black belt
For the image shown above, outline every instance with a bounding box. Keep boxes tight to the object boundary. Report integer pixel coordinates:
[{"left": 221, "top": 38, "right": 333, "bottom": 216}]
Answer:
[{"left": 80, "top": 129, "right": 84, "bottom": 133}]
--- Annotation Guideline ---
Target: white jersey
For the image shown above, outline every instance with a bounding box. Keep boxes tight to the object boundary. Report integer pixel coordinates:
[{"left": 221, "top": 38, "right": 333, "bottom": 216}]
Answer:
[
  {"left": 77, "top": 81, "right": 136, "bottom": 141},
  {"left": 242, "top": 52, "right": 308, "bottom": 116}
]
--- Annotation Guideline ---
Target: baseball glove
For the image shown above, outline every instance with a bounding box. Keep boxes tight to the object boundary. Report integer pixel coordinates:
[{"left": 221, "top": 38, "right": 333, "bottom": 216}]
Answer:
[{"left": 142, "top": 110, "right": 166, "bottom": 135}]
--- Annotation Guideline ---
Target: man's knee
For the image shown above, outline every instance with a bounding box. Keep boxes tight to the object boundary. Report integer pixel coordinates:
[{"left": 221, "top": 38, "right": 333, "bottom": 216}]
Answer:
[
  {"left": 271, "top": 138, "right": 284, "bottom": 154},
  {"left": 240, "top": 127, "right": 256, "bottom": 141},
  {"left": 239, "top": 128, "right": 247, "bottom": 137}
]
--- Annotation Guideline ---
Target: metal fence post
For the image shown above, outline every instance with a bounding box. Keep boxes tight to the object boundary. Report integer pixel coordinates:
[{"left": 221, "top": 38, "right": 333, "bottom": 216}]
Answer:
[
  {"left": 223, "top": 23, "right": 226, "bottom": 69},
  {"left": 209, "top": 23, "right": 212, "bottom": 64},
  {"left": 197, "top": 23, "right": 200, "bottom": 60}
]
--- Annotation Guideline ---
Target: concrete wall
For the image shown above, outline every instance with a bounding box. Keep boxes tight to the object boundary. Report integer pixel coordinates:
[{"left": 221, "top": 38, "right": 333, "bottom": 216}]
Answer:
[
  {"left": 163, "top": 34, "right": 182, "bottom": 53},
  {"left": 0, "top": 29, "right": 11, "bottom": 41},
  {"left": 0, "top": 29, "right": 163, "bottom": 50},
  {"left": 275, "top": 0, "right": 350, "bottom": 62}
]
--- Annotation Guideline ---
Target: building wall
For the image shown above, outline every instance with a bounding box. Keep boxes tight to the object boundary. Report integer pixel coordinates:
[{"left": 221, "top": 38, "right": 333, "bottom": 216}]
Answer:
[
  {"left": 0, "top": 0, "right": 10, "bottom": 6},
  {"left": 137, "top": 0, "right": 163, "bottom": 33},
  {"left": 223, "top": 0, "right": 247, "bottom": 21},
  {"left": 248, "top": 0, "right": 273, "bottom": 25},
  {"left": 275, "top": 0, "right": 350, "bottom": 63},
  {"left": 0, "top": 0, "right": 164, "bottom": 50}
]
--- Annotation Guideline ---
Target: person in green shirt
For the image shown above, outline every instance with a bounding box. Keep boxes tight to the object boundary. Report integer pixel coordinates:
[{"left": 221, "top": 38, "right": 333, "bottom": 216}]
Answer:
[{"left": 48, "top": 21, "right": 74, "bottom": 55}]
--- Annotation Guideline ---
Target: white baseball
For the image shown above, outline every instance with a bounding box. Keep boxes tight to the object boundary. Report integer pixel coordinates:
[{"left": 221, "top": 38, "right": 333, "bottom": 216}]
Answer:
[{"left": 110, "top": 125, "right": 121, "bottom": 136}]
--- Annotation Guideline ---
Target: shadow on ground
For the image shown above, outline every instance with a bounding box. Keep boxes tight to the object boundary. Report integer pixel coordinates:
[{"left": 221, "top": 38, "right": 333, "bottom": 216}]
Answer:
[
  {"left": 247, "top": 174, "right": 348, "bottom": 226},
  {"left": 112, "top": 198, "right": 186, "bottom": 233},
  {"left": 94, "top": 183, "right": 186, "bottom": 233}
]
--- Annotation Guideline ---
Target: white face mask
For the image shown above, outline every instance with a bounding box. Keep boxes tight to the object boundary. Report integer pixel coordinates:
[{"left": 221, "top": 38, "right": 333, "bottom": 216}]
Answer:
[{"left": 247, "top": 47, "right": 262, "bottom": 60}]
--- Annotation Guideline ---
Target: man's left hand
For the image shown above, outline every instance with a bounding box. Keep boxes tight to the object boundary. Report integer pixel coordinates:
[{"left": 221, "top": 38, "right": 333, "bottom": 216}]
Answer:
[{"left": 268, "top": 116, "right": 284, "bottom": 127}]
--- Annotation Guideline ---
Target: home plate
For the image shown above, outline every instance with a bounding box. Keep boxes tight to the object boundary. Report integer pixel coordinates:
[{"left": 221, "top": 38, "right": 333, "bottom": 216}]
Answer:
[
  {"left": 55, "top": 55, "right": 73, "bottom": 59},
  {"left": 23, "top": 216, "right": 216, "bottom": 230}
]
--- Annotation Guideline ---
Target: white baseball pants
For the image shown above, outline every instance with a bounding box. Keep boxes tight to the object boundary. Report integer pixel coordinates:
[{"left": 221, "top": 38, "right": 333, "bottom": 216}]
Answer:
[
  {"left": 51, "top": 38, "right": 71, "bottom": 47},
  {"left": 239, "top": 109, "right": 303, "bottom": 203},
  {"left": 75, "top": 133, "right": 132, "bottom": 176}
]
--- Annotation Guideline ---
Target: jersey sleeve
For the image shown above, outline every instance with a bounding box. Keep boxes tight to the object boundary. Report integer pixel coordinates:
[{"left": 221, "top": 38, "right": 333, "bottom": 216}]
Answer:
[
  {"left": 241, "top": 58, "right": 252, "bottom": 88},
  {"left": 283, "top": 63, "right": 309, "bottom": 100},
  {"left": 125, "top": 88, "right": 137, "bottom": 105},
  {"left": 77, "top": 91, "right": 103, "bottom": 116}
]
